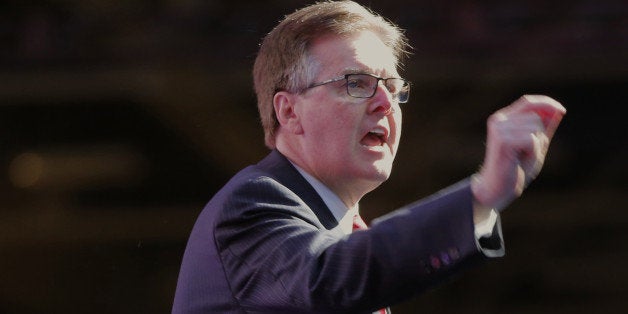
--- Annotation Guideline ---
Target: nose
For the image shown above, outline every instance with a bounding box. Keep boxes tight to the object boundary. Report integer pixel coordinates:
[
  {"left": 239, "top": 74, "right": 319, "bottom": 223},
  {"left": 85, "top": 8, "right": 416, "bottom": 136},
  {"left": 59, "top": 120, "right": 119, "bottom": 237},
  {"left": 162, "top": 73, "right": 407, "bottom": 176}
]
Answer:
[{"left": 368, "top": 82, "right": 394, "bottom": 115}]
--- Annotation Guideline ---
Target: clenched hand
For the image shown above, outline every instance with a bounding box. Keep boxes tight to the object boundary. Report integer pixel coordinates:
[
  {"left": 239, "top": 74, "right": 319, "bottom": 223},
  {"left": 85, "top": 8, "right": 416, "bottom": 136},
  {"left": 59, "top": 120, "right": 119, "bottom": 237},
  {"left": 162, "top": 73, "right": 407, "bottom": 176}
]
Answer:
[{"left": 471, "top": 95, "right": 567, "bottom": 211}]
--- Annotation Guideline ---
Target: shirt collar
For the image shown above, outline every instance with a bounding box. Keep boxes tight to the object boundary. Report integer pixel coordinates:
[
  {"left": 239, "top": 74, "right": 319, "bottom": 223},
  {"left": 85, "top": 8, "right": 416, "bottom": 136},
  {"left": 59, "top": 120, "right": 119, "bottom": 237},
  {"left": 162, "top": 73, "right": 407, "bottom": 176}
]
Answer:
[{"left": 291, "top": 162, "right": 359, "bottom": 235}]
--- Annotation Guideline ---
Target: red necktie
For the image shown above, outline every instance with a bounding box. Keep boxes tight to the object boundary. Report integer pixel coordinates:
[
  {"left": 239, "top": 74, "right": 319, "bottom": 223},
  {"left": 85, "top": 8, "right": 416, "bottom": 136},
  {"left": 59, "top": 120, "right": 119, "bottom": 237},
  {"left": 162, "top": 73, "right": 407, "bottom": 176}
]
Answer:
[
  {"left": 352, "top": 215, "right": 389, "bottom": 314},
  {"left": 352, "top": 214, "right": 368, "bottom": 231}
]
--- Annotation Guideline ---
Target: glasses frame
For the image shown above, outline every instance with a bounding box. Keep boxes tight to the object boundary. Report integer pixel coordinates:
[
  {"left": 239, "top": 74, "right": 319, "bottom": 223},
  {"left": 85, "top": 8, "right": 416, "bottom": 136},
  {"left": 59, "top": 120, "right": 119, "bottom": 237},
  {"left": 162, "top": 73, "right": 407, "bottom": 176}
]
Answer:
[{"left": 304, "top": 73, "right": 411, "bottom": 103}]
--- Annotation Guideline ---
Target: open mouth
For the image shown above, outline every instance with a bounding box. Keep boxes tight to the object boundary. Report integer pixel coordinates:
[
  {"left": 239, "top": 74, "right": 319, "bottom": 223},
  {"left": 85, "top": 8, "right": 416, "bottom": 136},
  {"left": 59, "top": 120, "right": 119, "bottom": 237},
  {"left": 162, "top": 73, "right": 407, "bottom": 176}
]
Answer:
[{"left": 360, "top": 128, "right": 387, "bottom": 147}]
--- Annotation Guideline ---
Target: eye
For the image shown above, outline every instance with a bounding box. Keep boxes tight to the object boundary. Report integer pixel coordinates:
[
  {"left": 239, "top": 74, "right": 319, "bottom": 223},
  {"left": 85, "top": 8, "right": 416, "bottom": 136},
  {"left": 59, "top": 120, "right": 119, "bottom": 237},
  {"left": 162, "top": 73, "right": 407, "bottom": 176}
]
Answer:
[{"left": 347, "top": 76, "right": 370, "bottom": 90}]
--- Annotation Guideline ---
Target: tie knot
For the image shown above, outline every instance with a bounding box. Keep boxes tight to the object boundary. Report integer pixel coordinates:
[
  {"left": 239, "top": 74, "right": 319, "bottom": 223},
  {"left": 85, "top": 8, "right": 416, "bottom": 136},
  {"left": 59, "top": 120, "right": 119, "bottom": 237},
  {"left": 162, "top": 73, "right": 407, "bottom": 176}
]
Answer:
[{"left": 352, "top": 214, "right": 368, "bottom": 231}]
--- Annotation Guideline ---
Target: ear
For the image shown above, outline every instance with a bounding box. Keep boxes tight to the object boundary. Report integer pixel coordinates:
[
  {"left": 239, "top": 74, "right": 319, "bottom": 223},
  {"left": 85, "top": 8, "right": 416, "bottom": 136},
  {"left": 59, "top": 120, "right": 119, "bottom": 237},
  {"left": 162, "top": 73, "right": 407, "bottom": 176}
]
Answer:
[{"left": 273, "top": 91, "right": 304, "bottom": 135}]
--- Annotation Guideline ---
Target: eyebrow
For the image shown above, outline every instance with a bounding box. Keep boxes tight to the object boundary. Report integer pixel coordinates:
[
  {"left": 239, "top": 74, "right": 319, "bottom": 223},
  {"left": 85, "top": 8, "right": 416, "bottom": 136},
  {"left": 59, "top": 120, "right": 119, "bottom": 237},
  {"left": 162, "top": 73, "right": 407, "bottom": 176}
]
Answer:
[
  {"left": 340, "top": 67, "right": 371, "bottom": 76},
  {"left": 339, "top": 67, "right": 397, "bottom": 78}
]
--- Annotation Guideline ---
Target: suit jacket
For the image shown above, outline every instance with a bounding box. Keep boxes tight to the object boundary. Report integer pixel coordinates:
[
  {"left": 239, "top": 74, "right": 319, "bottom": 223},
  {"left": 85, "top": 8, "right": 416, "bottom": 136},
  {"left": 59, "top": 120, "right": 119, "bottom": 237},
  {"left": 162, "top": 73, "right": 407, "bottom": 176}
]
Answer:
[{"left": 173, "top": 150, "right": 502, "bottom": 314}]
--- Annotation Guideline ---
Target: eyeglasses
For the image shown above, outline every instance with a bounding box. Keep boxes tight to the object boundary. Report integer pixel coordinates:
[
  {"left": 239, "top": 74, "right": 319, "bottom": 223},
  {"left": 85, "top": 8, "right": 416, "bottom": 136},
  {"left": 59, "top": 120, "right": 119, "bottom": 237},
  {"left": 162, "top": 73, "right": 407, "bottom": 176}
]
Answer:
[{"left": 304, "top": 73, "right": 411, "bottom": 103}]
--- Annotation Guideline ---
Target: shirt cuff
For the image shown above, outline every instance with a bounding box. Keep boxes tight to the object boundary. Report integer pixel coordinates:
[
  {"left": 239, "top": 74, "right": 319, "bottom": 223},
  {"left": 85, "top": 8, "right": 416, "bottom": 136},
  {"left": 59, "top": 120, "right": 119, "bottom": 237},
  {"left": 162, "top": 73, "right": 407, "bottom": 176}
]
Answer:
[
  {"left": 474, "top": 208, "right": 498, "bottom": 239},
  {"left": 473, "top": 208, "right": 505, "bottom": 258}
]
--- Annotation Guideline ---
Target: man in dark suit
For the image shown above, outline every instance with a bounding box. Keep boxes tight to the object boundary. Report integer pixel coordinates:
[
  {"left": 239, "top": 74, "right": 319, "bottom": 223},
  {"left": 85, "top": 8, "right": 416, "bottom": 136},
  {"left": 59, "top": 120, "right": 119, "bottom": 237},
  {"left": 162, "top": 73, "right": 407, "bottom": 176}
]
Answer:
[{"left": 172, "top": 1, "right": 566, "bottom": 313}]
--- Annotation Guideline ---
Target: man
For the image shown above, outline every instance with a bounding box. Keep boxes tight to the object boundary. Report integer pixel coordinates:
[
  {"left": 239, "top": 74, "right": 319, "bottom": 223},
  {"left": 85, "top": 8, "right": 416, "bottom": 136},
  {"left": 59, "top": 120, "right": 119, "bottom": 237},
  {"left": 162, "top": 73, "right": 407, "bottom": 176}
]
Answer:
[{"left": 172, "top": 1, "right": 566, "bottom": 313}]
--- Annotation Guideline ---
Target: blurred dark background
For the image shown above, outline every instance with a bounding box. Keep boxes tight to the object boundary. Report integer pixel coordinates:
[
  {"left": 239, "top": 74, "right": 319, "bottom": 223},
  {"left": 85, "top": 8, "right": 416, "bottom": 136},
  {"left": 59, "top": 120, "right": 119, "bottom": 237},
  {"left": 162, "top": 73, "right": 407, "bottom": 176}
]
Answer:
[{"left": 0, "top": 0, "right": 626, "bottom": 313}]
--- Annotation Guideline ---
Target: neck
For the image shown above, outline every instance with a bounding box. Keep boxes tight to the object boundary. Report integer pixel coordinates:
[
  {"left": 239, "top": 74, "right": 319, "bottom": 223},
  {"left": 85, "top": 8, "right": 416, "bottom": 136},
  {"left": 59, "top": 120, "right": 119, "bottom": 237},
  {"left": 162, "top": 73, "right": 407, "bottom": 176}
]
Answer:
[{"left": 275, "top": 136, "right": 379, "bottom": 209}]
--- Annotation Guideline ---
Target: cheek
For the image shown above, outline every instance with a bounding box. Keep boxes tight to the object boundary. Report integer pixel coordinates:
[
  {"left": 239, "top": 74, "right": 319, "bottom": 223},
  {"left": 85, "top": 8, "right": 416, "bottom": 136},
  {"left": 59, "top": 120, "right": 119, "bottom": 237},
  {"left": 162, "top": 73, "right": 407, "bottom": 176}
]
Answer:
[
  {"left": 391, "top": 110, "right": 403, "bottom": 143},
  {"left": 300, "top": 97, "right": 364, "bottom": 147},
  {"left": 321, "top": 106, "right": 362, "bottom": 135},
  {"left": 304, "top": 110, "right": 351, "bottom": 146}
]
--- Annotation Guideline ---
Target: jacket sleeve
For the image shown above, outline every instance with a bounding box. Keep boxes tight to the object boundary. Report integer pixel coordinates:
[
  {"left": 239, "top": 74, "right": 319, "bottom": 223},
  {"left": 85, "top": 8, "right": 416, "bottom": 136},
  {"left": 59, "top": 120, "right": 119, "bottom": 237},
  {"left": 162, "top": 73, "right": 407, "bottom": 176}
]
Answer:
[{"left": 214, "top": 177, "right": 502, "bottom": 313}]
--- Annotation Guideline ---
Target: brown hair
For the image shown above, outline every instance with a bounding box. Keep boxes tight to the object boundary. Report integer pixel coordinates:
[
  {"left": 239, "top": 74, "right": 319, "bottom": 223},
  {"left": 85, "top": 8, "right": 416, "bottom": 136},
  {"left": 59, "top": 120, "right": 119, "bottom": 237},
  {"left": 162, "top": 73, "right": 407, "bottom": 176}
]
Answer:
[{"left": 253, "top": 0, "right": 410, "bottom": 148}]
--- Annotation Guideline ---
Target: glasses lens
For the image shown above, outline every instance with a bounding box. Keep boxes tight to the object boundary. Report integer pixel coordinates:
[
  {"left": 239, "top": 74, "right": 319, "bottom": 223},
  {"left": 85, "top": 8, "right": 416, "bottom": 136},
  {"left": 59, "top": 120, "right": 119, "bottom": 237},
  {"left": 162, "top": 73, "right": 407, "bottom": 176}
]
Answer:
[
  {"left": 385, "top": 78, "right": 410, "bottom": 103},
  {"left": 346, "top": 74, "right": 377, "bottom": 98},
  {"left": 397, "top": 88, "right": 409, "bottom": 103},
  {"left": 346, "top": 74, "right": 410, "bottom": 103},
  {"left": 396, "top": 81, "right": 410, "bottom": 103},
  {"left": 385, "top": 78, "right": 403, "bottom": 94}
]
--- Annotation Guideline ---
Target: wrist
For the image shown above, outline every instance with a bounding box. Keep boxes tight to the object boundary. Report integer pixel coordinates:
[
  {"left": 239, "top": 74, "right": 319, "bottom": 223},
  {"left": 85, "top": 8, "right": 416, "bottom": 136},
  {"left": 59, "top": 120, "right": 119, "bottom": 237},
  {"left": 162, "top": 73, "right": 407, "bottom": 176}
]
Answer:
[{"left": 471, "top": 173, "right": 509, "bottom": 212}]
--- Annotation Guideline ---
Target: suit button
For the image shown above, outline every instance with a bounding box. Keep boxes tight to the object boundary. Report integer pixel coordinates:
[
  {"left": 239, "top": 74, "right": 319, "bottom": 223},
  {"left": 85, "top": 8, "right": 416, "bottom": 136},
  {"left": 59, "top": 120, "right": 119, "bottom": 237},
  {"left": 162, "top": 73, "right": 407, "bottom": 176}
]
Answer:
[
  {"left": 440, "top": 252, "right": 451, "bottom": 266},
  {"left": 430, "top": 255, "right": 441, "bottom": 269}
]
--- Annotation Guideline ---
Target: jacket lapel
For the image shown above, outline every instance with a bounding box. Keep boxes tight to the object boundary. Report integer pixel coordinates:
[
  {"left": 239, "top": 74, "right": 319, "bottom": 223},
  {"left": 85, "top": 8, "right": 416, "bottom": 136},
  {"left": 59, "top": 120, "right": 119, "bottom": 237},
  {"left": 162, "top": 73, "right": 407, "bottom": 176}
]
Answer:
[{"left": 257, "top": 150, "right": 339, "bottom": 230}]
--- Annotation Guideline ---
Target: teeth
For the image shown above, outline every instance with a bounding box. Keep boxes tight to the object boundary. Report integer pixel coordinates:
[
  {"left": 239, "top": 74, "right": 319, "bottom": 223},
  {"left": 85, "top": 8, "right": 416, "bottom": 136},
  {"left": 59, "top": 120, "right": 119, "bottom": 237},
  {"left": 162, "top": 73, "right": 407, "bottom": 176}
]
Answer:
[{"left": 370, "top": 129, "right": 385, "bottom": 135}]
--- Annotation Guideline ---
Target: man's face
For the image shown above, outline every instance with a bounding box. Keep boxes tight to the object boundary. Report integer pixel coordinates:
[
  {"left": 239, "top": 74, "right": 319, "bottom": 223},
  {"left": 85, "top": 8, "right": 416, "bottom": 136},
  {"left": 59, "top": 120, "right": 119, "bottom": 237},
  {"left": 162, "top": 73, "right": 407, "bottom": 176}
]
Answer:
[{"left": 292, "top": 30, "right": 403, "bottom": 205}]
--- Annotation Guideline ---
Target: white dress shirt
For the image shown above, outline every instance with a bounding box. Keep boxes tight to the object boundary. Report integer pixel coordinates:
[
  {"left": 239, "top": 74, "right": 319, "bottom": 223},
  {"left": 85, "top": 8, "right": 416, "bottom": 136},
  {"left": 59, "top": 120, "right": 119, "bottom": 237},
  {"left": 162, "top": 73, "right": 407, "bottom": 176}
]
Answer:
[
  {"left": 291, "top": 162, "right": 499, "bottom": 314},
  {"left": 292, "top": 163, "right": 357, "bottom": 235},
  {"left": 292, "top": 162, "right": 498, "bottom": 238}
]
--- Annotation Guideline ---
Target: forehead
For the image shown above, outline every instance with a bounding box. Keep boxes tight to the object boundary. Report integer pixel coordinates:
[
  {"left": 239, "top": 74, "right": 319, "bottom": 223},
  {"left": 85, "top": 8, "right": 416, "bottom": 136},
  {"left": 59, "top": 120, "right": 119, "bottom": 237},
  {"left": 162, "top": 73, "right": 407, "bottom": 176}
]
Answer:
[{"left": 309, "top": 31, "right": 398, "bottom": 77}]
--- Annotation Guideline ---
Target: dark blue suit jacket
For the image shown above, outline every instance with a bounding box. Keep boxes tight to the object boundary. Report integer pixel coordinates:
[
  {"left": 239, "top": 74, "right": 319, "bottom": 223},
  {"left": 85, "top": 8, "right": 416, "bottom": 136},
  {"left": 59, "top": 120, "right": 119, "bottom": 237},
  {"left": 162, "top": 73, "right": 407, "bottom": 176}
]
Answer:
[{"left": 173, "top": 150, "right": 501, "bottom": 313}]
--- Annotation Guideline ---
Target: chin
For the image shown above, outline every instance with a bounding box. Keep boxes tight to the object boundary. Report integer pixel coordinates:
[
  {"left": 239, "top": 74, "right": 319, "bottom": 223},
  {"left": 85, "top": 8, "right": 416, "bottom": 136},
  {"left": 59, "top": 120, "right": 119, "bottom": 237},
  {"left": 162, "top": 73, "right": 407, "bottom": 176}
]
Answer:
[{"left": 366, "top": 164, "right": 393, "bottom": 183}]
